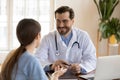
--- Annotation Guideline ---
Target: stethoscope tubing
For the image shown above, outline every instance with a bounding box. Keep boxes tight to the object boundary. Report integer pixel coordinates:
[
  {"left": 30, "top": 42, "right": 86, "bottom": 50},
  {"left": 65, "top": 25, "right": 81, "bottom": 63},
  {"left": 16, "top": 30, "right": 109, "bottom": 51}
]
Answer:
[
  {"left": 72, "top": 41, "right": 80, "bottom": 48},
  {"left": 55, "top": 33, "right": 80, "bottom": 56}
]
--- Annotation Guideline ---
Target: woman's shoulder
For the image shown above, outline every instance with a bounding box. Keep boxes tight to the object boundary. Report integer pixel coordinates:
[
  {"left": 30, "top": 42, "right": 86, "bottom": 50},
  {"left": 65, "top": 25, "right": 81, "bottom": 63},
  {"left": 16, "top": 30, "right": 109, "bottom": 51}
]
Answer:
[{"left": 19, "top": 51, "right": 39, "bottom": 65}]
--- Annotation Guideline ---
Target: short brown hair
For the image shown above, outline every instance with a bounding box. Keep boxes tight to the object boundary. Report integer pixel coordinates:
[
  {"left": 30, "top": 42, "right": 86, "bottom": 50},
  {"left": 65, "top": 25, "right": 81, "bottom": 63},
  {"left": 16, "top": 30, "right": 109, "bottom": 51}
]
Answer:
[{"left": 55, "top": 6, "right": 75, "bottom": 20}]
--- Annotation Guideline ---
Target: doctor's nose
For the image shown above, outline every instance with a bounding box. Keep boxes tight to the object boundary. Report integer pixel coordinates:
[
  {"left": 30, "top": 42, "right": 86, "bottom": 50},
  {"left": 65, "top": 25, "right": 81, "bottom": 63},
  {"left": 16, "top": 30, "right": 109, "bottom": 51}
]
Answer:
[{"left": 58, "top": 22, "right": 64, "bottom": 27}]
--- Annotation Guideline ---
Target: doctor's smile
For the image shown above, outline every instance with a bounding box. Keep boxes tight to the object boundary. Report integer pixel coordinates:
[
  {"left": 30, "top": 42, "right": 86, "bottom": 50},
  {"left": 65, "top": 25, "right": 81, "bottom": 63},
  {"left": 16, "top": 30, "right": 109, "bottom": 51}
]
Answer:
[{"left": 57, "top": 27, "right": 70, "bottom": 35}]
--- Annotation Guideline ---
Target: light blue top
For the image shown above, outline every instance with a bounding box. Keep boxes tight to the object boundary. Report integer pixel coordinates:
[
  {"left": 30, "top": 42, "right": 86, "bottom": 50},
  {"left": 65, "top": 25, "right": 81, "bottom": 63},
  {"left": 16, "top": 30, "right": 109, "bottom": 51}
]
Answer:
[{"left": 12, "top": 51, "right": 48, "bottom": 80}]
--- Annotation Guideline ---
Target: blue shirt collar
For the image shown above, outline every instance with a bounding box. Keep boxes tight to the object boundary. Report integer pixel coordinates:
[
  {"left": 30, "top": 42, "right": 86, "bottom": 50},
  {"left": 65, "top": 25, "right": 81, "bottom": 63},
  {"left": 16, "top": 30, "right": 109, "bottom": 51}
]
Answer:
[{"left": 61, "top": 31, "right": 73, "bottom": 46}]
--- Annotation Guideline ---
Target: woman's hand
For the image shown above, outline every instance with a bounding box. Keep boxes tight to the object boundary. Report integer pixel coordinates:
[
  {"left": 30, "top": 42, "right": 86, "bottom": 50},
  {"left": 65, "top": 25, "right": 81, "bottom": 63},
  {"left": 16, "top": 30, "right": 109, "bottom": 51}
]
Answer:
[{"left": 51, "top": 65, "right": 67, "bottom": 80}]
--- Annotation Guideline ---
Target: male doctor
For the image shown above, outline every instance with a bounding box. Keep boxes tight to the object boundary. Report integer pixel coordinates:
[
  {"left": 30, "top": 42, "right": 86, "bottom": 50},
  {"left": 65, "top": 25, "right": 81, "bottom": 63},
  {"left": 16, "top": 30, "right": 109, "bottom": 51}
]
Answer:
[{"left": 35, "top": 6, "right": 96, "bottom": 74}]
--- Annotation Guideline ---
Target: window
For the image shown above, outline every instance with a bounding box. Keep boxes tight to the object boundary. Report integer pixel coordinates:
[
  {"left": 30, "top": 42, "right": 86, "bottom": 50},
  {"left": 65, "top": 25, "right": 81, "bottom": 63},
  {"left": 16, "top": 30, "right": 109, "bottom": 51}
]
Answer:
[
  {"left": 0, "top": 0, "right": 51, "bottom": 52},
  {"left": 0, "top": 0, "right": 7, "bottom": 51}
]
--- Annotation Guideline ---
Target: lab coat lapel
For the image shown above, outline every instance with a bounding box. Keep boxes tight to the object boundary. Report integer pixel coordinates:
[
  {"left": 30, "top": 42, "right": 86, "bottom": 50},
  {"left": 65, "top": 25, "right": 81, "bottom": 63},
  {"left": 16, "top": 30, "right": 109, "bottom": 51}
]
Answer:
[
  {"left": 68, "top": 28, "right": 77, "bottom": 48},
  {"left": 56, "top": 31, "right": 67, "bottom": 48},
  {"left": 66, "top": 28, "right": 77, "bottom": 60},
  {"left": 55, "top": 28, "right": 77, "bottom": 61}
]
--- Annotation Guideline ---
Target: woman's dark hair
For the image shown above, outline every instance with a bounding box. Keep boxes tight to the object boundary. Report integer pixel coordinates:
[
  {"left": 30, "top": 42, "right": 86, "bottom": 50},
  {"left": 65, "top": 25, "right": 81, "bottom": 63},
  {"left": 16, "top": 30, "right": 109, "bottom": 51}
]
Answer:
[
  {"left": 55, "top": 6, "right": 75, "bottom": 20},
  {"left": 1, "top": 18, "right": 41, "bottom": 80}
]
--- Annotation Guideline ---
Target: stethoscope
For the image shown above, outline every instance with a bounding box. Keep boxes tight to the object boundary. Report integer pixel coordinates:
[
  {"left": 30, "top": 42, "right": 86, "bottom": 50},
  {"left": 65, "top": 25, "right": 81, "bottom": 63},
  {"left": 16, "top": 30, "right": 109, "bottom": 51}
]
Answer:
[{"left": 55, "top": 33, "right": 80, "bottom": 56}]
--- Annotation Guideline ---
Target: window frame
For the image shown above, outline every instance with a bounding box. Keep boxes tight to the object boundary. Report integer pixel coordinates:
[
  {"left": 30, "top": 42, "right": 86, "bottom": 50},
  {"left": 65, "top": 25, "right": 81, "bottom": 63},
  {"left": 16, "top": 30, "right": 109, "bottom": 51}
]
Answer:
[{"left": 0, "top": 0, "right": 54, "bottom": 53}]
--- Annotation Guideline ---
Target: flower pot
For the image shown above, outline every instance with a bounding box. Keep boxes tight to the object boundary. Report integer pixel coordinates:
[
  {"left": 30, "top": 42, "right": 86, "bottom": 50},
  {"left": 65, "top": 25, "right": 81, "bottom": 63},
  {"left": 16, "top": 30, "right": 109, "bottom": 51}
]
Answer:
[{"left": 109, "top": 35, "right": 117, "bottom": 44}]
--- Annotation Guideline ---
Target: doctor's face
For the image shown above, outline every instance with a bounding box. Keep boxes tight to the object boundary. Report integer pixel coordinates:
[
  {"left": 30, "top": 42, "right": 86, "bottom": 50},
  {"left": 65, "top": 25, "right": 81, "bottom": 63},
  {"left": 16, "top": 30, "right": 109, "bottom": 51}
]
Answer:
[{"left": 55, "top": 12, "right": 74, "bottom": 36}]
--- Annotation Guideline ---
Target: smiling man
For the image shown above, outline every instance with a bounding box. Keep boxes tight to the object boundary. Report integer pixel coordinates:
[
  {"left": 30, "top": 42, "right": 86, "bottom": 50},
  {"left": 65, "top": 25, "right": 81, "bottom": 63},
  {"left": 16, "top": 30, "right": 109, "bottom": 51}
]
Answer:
[{"left": 35, "top": 6, "right": 96, "bottom": 75}]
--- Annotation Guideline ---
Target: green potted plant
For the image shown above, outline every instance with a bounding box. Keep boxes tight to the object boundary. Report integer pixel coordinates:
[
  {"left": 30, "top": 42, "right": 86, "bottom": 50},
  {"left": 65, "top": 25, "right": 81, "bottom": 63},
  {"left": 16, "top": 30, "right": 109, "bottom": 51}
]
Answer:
[{"left": 93, "top": 0, "right": 120, "bottom": 43}]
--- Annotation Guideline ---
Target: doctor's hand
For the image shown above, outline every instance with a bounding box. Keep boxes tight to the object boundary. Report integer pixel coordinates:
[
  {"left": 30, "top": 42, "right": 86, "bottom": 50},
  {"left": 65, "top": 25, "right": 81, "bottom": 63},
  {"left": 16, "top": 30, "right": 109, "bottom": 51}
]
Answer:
[
  {"left": 69, "top": 63, "right": 81, "bottom": 75},
  {"left": 51, "top": 60, "right": 69, "bottom": 71}
]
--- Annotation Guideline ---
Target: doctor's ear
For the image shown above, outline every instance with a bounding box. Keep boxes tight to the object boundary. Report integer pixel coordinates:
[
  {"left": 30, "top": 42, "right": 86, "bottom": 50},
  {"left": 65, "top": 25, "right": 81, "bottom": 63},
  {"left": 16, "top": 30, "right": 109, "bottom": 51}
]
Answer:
[{"left": 71, "top": 19, "right": 74, "bottom": 24}]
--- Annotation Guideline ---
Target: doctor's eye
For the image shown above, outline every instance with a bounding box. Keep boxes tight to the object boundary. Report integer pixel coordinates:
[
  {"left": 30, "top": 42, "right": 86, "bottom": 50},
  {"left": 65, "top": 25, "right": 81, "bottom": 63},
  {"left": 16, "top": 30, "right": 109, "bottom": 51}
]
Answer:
[{"left": 62, "top": 20, "right": 69, "bottom": 24}]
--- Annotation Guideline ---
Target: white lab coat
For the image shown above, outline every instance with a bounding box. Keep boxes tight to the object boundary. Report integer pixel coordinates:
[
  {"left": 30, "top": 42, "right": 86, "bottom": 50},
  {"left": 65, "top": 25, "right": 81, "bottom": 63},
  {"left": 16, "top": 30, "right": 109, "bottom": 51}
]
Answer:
[{"left": 35, "top": 27, "right": 96, "bottom": 73}]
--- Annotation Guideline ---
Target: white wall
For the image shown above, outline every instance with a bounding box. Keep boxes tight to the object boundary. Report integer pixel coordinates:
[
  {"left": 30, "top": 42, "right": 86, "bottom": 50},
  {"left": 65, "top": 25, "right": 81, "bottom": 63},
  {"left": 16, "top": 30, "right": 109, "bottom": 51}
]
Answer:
[{"left": 55, "top": 0, "right": 120, "bottom": 56}]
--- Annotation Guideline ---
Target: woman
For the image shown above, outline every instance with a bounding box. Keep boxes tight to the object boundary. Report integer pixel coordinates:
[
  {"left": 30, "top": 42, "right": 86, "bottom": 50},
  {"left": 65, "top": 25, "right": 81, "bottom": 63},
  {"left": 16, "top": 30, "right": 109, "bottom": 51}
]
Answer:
[{"left": 1, "top": 19, "right": 67, "bottom": 80}]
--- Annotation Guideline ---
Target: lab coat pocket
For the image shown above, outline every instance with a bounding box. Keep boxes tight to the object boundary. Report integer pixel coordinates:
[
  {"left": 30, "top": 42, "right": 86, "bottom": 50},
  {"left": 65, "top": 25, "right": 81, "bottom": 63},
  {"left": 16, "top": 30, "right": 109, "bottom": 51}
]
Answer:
[{"left": 69, "top": 48, "right": 83, "bottom": 63}]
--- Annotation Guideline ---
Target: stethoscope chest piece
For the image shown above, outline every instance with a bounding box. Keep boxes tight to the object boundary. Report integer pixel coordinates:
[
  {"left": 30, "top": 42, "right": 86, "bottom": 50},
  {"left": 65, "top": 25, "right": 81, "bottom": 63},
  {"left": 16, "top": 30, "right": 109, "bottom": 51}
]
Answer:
[{"left": 55, "top": 51, "right": 60, "bottom": 56}]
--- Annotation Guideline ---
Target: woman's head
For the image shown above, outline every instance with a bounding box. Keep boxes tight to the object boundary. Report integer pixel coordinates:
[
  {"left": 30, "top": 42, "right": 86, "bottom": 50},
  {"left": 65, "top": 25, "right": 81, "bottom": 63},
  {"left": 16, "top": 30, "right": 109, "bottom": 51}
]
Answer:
[
  {"left": 1, "top": 19, "right": 41, "bottom": 80},
  {"left": 17, "top": 19, "right": 41, "bottom": 47}
]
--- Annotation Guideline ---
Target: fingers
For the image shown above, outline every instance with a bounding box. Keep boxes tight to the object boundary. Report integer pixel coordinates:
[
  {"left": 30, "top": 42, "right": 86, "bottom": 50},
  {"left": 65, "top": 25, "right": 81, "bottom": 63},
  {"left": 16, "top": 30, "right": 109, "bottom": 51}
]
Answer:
[
  {"left": 53, "top": 66, "right": 67, "bottom": 77},
  {"left": 51, "top": 68, "right": 67, "bottom": 80},
  {"left": 59, "top": 68, "right": 67, "bottom": 75},
  {"left": 52, "top": 60, "right": 81, "bottom": 75},
  {"left": 70, "top": 63, "right": 81, "bottom": 74},
  {"left": 51, "top": 60, "right": 70, "bottom": 70},
  {"left": 54, "top": 65, "right": 60, "bottom": 71}
]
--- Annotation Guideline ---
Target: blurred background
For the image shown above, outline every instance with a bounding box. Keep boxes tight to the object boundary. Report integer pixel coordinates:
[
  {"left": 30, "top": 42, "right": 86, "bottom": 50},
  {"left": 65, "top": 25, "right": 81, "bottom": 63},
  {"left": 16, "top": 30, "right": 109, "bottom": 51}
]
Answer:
[{"left": 0, "top": 0, "right": 120, "bottom": 64}]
